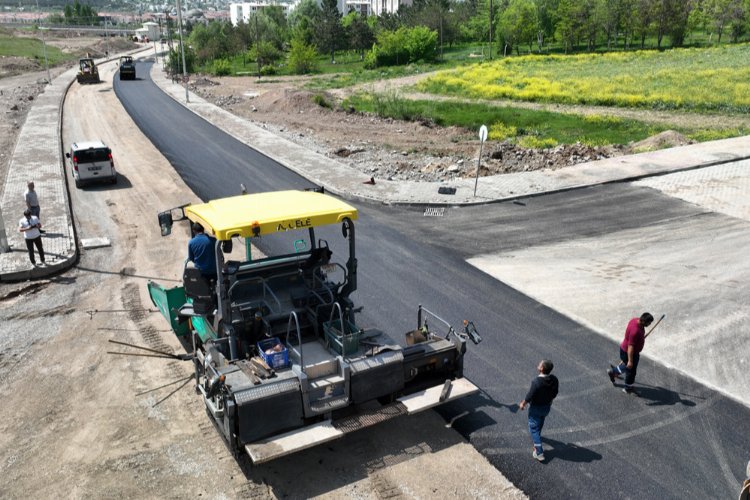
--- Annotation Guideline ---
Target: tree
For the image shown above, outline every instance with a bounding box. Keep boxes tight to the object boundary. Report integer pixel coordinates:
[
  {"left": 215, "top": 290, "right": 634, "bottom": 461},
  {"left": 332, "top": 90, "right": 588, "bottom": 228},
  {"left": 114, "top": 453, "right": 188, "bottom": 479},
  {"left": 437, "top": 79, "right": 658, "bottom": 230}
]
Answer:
[
  {"left": 404, "top": 0, "right": 451, "bottom": 57},
  {"left": 314, "top": 0, "right": 345, "bottom": 63},
  {"left": 596, "top": 0, "right": 626, "bottom": 49},
  {"left": 289, "top": 0, "right": 319, "bottom": 45},
  {"left": 653, "top": 0, "right": 694, "bottom": 48},
  {"left": 343, "top": 12, "right": 375, "bottom": 60},
  {"left": 249, "top": 40, "right": 282, "bottom": 69},
  {"left": 631, "top": 0, "right": 656, "bottom": 48},
  {"left": 555, "top": 0, "right": 580, "bottom": 51},
  {"left": 462, "top": 0, "right": 497, "bottom": 56},
  {"left": 498, "top": 0, "right": 539, "bottom": 54},
  {"left": 64, "top": 0, "right": 97, "bottom": 25},
  {"left": 288, "top": 38, "right": 318, "bottom": 73},
  {"left": 705, "top": 0, "right": 747, "bottom": 43},
  {"left": 259, "top": 6, "right": 289, "bottom": 50},
  {"left": 534, "top": 0, "right": 559, "bottom": 51},
  {"left": 188, "top": 21, "right": 234, "bottom": 66}
]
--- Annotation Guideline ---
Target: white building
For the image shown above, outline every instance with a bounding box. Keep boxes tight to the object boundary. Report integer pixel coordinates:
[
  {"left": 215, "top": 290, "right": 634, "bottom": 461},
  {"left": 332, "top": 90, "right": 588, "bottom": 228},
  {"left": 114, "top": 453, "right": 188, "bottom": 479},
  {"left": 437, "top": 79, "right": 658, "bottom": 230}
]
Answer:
[
  {"left": 229, "top": 0, "right": 409, "bottom": 25},
  {"left": 230, "top": 2, "right": 292, "bottom": 25}
]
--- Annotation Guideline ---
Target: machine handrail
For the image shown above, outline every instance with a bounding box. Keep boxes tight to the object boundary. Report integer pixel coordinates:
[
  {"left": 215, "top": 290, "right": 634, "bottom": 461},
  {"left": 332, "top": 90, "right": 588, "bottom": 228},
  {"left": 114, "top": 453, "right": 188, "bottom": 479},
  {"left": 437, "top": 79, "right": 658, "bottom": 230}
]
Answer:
[
  {"left": 417, "top": 304, "right": 451, "bottom": 335},
  {"left": 329, "top": 302, "right": 347, "bottom": 335},
  {"left": 286, "top": 311, "right": 303, "bottom": 368},
  {"left": 228, "top": 276, "right": 282, "bottom": 313}
]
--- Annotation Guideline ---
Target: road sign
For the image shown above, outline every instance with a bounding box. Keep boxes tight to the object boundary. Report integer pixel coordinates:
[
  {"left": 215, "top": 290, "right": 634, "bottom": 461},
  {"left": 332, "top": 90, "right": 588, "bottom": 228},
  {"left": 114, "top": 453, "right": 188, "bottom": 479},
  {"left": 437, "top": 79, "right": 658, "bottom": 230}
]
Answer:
[
  {"left": 479, "top": 125, "right": 488, "bottom": 143},
  {"left": 474, "top": 125, "right": 488, "bottom": 196}
]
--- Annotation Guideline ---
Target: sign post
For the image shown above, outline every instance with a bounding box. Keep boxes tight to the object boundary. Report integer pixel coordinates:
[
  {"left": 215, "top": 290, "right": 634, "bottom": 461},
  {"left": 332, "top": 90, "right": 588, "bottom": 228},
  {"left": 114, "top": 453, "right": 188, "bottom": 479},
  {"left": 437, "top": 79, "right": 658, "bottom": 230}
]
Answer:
[{"left": 474, "top": 125, "right": 488, "bottom": 197}]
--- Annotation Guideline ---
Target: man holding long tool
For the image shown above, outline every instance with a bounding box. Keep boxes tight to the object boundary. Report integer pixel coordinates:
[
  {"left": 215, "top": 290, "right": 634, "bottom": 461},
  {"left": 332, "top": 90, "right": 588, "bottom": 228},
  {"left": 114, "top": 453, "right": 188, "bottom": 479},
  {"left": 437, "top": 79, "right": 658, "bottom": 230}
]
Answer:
[{"left": 608, "top": 312, "right": 657, "bottom": 395}]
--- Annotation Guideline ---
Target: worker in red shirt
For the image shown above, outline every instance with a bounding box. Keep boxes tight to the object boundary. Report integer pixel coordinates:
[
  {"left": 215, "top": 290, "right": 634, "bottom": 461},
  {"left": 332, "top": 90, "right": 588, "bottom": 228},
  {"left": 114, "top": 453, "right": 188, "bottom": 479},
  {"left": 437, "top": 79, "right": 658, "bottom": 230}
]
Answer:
[{"left": 608, "top": 312, "right": 654, "bottom": 394}]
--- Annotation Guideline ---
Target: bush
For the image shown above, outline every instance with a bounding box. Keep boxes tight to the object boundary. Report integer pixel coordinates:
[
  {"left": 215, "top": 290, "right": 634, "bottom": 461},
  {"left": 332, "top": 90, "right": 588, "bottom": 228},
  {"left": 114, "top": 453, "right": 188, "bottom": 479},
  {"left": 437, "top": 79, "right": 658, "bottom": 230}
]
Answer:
[
  {"left": 489, "top": 122, "right": 518, "bottom": 141},
  {"left": 211, "top": 58, "right": 232, "bottom": 76},
  {"left": 288, "top": 39, "right": 318, "bottom": 74},
  {"left": 260, "top": 65, "right": 277, "bottom": 75},
  {"left": 518, "top": 136, "right": 558, "bottom": 149},
  {"left": 364, "top": 26, "right": 437, "bottom": 68},
  {"left": 312, "top": 93, "right": 332, "bottom": 108}
]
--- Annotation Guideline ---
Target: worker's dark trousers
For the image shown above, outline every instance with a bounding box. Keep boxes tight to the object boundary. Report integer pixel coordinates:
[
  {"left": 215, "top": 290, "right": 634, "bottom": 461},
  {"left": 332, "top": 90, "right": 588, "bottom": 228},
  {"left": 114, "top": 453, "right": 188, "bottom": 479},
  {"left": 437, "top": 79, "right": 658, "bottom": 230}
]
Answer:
[
  {"left": 25, "top": 236, "right": 45, "bottom": 264},
  {"left": 616, "top": 348, "right": 640, "bottom": 386}
]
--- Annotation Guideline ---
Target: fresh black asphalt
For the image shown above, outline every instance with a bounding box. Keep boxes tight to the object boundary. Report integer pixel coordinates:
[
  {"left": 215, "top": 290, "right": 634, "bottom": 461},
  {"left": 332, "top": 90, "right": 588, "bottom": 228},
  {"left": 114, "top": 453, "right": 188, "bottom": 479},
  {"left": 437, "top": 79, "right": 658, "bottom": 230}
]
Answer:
[{"left": 114, "top": 63, "right": 750, "bottom": 499}]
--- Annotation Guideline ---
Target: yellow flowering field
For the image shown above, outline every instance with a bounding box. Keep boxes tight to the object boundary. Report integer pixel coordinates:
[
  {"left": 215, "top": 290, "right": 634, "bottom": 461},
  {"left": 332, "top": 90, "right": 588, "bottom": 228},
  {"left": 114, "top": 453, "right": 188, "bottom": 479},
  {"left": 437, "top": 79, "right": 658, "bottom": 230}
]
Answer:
[{"left": 417, "top": 44, "right": 750, "bottom": 113}]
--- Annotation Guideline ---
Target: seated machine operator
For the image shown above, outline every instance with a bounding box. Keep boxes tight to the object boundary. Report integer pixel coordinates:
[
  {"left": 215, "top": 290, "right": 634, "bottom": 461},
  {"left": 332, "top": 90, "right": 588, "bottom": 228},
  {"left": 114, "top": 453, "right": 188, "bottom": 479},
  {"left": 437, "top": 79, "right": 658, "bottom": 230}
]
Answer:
[{"left": 188, "top": 223, "right": 218, "bottom": 281}]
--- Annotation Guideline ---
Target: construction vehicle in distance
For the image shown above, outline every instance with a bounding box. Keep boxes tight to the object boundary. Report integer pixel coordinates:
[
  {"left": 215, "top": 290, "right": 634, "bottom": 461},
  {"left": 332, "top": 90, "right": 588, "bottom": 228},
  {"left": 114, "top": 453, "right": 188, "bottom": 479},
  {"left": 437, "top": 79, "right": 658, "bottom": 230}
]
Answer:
[
  {"left": 76, "top": 57, "right": 100, "bottom": 84},
  {"left": 147, "top": 188, "right": 482, "bottom": 463},
  {"left": 118, "top": 56, "right": 136, "bottom": 80}
]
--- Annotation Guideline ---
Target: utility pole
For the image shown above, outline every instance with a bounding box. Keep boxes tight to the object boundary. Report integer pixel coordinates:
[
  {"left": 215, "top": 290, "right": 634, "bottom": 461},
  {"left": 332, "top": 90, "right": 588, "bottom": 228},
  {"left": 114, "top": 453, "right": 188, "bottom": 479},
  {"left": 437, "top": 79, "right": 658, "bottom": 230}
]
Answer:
[
  {"left": 175, "top": 0, "right": 189, "bottom": 103},
  {"left": 40, "top": 27, "right": 51, "bottom": 84},
  {"left": 104, "top": 16, "right": 110, "bottom": 57},
  {"left": 255, "top": 13, "right": 260, "bottom": 79},
  {"left": 35, "top": 0, "right": 50, "bottom": 83},
  {"left": 488, "top": 0, "right": 493, "bottom": 60}
]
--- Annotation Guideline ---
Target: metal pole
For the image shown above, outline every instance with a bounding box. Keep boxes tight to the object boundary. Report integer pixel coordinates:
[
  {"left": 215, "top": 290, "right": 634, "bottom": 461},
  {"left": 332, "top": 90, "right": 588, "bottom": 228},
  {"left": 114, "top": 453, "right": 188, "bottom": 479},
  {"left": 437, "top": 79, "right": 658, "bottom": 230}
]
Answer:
[
  {"left": 473, "top": 142, "right": 484, "bottom": 197},
  {"left": 41, "top": 27, "right": 51, "bottom": 84},
  {"left": 255, "top": 13, "right": 260, "bottom": 79},
  {"left": 474, "top": 125, "right": 488, "bottom": 197},
  {"left": 488, "top": 0, "right": 493, "bottom": 60},
  {"left": 35, "top": 0, "right": 50, "bottom": 83},
  {"left": 104, "top": 17, "right": 110, "bottom": 57},
  {"left": 175, "top": 0, "right": 189, "bottom": 103}
]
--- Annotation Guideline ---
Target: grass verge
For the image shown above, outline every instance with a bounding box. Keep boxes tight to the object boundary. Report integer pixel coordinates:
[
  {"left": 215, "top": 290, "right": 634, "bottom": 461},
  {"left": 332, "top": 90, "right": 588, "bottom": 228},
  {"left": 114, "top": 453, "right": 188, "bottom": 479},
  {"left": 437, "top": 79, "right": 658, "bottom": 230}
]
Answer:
[
  {"left": 0, "top": 32, "right": 71, "bottom": 66},
  {"left": 343, "top": 92, "right": 749, "bottom": 147}
]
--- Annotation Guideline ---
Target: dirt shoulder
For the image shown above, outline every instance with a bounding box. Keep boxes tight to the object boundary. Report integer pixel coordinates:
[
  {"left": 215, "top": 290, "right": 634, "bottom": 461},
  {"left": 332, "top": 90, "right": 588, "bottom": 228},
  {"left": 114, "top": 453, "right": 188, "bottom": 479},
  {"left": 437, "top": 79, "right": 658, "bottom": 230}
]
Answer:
[
  {"left": 188, "top": 74, "right": 626, "bottom": 183},
  {"left": 184, "top": 70, "right": 745, "bottom": 184}
]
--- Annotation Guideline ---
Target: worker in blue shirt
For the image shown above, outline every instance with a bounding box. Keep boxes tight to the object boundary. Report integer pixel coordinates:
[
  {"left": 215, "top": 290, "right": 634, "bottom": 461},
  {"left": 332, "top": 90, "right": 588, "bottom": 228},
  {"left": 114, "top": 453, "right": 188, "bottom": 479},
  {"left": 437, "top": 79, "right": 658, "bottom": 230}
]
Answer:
[{"left": 188, "top": 223, "right": 217, "bottom": 280}]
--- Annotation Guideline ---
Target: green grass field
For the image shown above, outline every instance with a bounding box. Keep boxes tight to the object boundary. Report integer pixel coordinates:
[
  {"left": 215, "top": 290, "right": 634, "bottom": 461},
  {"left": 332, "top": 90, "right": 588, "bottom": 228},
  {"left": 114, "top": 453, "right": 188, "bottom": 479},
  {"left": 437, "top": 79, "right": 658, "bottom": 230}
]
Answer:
[
  {"left": 417, "top": 44, "right": 750, "bottom": 114},
  {"left": 0, "top": 31, "right": 72, "bottom": 66},
  {"left": 343, "top": 92, "right": 748, "bottom": 148}
]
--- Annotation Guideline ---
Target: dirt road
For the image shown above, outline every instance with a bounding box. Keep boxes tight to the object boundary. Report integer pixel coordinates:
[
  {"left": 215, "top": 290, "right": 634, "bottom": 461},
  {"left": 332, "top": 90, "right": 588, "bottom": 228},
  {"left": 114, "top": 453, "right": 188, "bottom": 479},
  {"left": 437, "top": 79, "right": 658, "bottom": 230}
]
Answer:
[{"left": 0, "top": 59, "right": 524, "bottom": 498}]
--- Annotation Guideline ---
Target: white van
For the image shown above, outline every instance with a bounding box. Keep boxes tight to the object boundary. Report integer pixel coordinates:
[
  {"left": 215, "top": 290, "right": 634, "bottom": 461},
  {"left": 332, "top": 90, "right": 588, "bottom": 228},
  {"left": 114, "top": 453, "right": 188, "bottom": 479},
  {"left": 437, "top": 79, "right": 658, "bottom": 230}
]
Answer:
[{"left": 65, "top": 141, "right": 118, "bottom": 188}]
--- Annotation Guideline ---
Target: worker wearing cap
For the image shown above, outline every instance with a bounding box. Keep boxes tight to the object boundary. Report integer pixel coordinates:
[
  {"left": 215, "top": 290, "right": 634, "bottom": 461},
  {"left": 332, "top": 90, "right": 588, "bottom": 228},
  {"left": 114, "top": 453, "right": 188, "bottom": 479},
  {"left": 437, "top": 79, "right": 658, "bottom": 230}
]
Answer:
[{"left": 19, "top": 209, "right": 45, "bottom": 266}]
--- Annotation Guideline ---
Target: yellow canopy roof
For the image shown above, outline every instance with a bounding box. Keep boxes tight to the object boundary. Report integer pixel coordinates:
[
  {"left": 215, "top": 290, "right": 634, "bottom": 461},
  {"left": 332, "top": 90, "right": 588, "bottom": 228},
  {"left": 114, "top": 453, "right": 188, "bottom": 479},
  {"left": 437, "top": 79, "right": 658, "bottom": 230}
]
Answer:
[{"left": 185, "top": 190, "right": 358, "bottom": 240}]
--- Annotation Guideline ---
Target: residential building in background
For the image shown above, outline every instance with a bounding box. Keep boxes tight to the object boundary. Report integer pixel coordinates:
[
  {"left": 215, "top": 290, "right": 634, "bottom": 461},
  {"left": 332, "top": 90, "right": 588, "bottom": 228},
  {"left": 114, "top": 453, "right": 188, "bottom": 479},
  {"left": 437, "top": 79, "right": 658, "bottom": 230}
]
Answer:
[{"left": 229, "top": 0, "right": 407, "bottom": 24}]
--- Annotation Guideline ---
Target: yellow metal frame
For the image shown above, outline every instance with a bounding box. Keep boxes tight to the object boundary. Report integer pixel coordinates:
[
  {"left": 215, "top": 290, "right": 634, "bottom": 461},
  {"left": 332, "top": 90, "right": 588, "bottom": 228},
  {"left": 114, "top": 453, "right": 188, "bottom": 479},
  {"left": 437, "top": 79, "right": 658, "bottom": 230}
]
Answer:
[{"left": 185, "top": 191, "right": 358, "bottom": 241}]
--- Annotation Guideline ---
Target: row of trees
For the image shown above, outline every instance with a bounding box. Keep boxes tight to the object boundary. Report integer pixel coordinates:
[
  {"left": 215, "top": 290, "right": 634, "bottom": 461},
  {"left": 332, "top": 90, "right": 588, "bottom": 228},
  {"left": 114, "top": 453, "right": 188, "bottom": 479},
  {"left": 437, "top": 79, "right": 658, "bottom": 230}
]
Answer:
[
  {"left": 179, "top": 0, "right": 750, "bottom": 74},
  {"left": 499, "top": 0, "right": 750, "bottom": 54},
  {"left": 45, "top": 0, "right": 99, "bottom": 26}
]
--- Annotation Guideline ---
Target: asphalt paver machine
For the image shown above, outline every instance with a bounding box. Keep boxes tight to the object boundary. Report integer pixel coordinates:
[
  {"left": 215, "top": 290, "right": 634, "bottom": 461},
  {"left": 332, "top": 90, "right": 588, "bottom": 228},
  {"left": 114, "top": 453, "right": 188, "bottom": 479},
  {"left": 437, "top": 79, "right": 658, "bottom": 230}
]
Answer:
[{"left": 148, "top": 189, "right": 482, "bottom": 463}]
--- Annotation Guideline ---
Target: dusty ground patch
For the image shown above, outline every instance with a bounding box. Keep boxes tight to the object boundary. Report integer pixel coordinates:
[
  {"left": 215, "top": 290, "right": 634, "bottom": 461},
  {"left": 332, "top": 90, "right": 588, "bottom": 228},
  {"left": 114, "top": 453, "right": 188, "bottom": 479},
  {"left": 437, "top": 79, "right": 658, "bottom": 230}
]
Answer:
[{"left": 188, "top": 74, "right": 627, "bottom": 183}]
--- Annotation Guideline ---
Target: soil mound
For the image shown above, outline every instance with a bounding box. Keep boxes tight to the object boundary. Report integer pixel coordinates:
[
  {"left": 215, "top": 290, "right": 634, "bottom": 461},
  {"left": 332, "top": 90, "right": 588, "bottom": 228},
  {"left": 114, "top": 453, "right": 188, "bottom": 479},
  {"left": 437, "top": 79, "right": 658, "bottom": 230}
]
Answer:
[
  {"left": 253, "top": 88, "right": 332, "bottom": 113},
  {"left": 628, "top": 130, "right": 693, "bottom": 153}
]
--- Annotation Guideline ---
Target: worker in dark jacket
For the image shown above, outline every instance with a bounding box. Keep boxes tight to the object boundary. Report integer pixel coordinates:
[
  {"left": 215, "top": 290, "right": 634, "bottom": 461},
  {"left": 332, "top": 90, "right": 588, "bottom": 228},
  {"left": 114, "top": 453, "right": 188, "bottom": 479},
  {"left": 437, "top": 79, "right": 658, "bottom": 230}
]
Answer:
[
  {"left": 519, "top": 359, "right": 559, "bottom": 462},
  {"left": 188, "top": 223, "right": 217, "bottom": 280}
]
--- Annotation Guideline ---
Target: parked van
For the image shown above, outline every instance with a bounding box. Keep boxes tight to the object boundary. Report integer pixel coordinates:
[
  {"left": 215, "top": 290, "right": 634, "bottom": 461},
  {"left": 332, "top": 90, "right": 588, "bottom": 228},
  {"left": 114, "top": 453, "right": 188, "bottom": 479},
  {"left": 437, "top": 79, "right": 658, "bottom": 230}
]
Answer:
[{"left": 65, "top": 141, "right": 118, "bottom": 188}]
